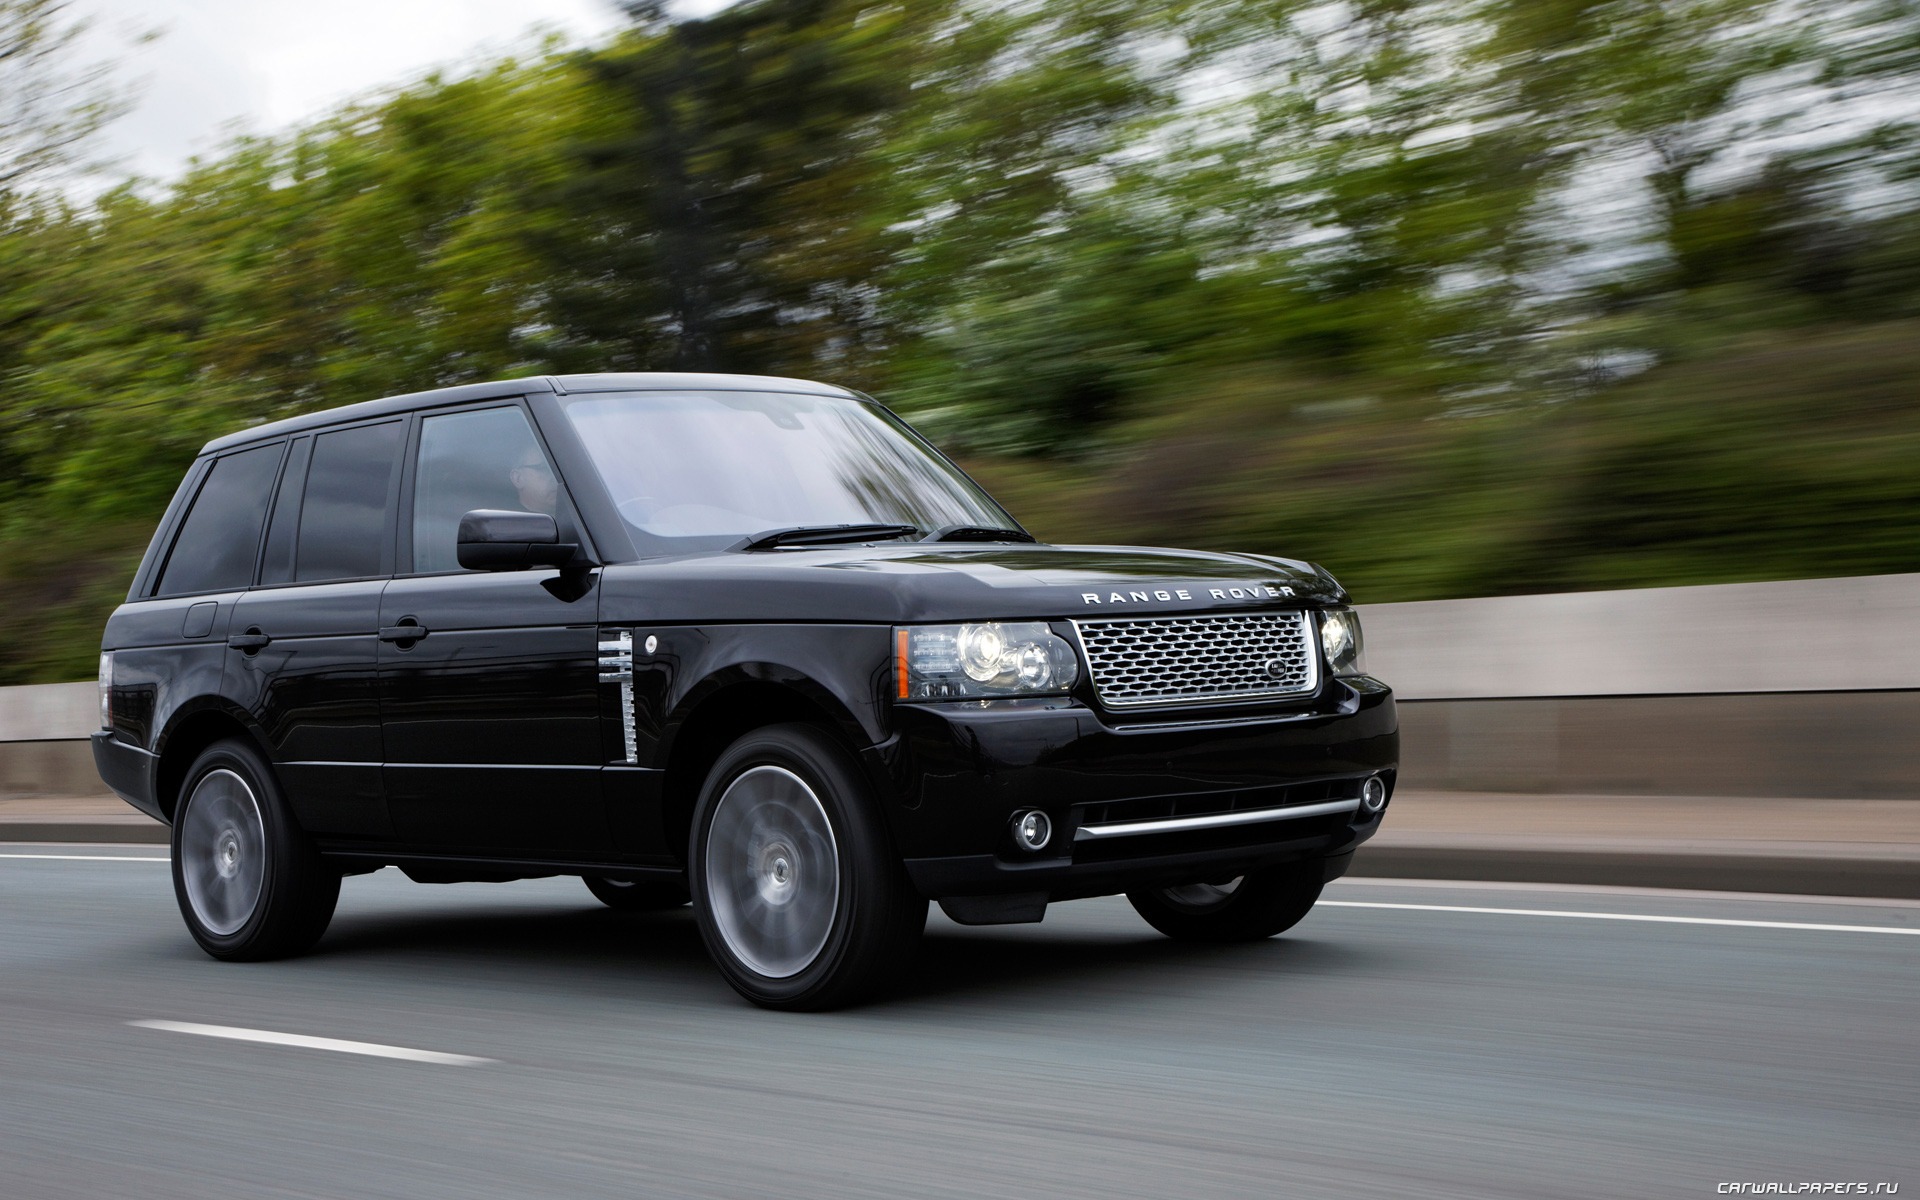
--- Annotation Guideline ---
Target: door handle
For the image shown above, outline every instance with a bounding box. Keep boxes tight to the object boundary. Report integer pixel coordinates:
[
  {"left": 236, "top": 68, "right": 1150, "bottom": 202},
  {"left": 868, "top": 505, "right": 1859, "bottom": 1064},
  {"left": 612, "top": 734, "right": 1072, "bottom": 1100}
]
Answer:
[
  {"left": 379, "top": 622, "right": 429, "bottom": 643},
  {"left": 227, "top": 630, "right": 272, "bottom": 652}
]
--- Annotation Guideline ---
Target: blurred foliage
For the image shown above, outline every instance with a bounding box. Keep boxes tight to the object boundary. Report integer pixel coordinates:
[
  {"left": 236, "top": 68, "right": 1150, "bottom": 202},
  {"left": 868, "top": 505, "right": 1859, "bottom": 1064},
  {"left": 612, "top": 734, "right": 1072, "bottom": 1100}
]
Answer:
[
  {"left": 969, "top": 320, "right": 1920, "bottom": 598},
  {"left": 0, "top": 0, "right": 1917, "bottom": 680},
  {"left": 0, "top": 0, "right": 131, "bottom": 198}
]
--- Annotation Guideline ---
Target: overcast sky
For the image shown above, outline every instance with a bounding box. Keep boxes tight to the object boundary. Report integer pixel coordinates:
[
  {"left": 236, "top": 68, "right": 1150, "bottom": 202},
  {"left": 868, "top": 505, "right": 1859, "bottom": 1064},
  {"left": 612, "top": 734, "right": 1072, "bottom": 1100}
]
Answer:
[{"left": 78, "top": 0, "right": 732, "bottom": 185}]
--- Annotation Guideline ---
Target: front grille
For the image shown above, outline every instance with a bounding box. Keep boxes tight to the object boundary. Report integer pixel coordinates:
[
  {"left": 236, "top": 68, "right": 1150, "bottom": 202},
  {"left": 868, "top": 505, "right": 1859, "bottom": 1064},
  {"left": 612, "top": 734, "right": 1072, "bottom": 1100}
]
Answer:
[{"left": 1072, "top": 611, "right": 1318, "bottom": 708}]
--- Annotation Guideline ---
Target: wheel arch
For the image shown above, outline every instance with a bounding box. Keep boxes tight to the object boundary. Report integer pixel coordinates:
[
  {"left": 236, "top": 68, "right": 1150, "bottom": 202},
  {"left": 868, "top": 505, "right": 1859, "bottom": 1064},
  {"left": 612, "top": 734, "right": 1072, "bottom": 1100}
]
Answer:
[
  {"left": 152, "top": 703, "right": 270, "bottom": 823},
  {"left": 656, "top": 675, "right": 872, "bottom": 867}
]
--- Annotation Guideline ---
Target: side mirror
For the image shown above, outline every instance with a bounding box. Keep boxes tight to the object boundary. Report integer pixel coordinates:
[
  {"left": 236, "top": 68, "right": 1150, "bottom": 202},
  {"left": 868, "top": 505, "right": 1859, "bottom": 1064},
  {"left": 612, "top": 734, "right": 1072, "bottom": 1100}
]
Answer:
[{"left": 456, "top": 509, "right": 578, "bottom": 571}]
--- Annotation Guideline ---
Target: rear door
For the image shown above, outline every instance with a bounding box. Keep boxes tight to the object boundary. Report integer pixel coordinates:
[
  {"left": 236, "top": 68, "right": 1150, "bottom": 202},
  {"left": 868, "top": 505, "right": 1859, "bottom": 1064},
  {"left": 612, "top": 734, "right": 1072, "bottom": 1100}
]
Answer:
[
  {"left": 114, "top": 442, "right": 286, "bottom": 756},
  {"left": 377, "top": 401, "right": 607, "bottom": 857},
  {"left": 227, "top": 419, "right": 406, "bottom": 841}
]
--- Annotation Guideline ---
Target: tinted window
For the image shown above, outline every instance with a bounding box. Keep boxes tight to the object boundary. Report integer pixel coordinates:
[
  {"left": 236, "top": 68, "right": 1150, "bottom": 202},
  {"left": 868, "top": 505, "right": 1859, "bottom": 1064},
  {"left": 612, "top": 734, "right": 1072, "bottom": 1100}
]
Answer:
[
  {"left": 155, "top": 443, "right": 286, "bottom": 596},
  {"left": 411, "top": 407, "right": 560, "bottom": 573},
  {"left": 257, "top": 436, "right": 312, "bottom": 586},
  {"left": 296, "top": 422, "right": 403, "bottom": 582}
]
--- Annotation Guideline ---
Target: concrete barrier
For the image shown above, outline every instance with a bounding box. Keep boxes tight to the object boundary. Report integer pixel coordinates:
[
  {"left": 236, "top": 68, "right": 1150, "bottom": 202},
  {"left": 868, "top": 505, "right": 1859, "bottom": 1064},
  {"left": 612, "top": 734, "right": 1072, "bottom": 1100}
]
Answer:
[
  {"left": 5, "top": 572, "right": 1916, "bottom": 801},
  {"left": 1358, "top": 571, "right": 1920, "bottom": 798},
  {"left": 1393, "top": 692, "right": 1920, "bottom": 797},
  {"left": 0, "top": 682, "right": 101, "bottom": 743},
  {"left": 1360, "top": 572, "right": 1920, "bottom": 698},
  {"left": 0, "top": 682, "right": 104, "bottom": 798}
]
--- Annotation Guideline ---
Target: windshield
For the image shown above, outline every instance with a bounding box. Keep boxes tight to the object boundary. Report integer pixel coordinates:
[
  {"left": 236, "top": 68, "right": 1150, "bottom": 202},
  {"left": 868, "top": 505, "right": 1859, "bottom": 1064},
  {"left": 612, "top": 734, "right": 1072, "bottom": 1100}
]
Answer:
[{"left": 558, "top": 390, "right": 1018, "bottom": 555}]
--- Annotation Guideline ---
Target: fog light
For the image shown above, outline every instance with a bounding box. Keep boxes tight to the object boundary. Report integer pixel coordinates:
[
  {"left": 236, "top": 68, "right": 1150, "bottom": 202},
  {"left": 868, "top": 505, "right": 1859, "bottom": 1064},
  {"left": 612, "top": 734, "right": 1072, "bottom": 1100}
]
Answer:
[
  {"left": 1361, "top": 776, "right": 1388, "bottom": 813},
  {"left": 1012, "top": 810, "right": 1052, "bottom": 852}
]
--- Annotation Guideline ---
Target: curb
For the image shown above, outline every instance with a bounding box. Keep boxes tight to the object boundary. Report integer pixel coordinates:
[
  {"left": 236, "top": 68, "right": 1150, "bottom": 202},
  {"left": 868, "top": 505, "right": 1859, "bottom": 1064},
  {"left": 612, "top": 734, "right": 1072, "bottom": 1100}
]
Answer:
[
  {"left": 1351, "top": 845, "right": 1920, "bottom": 901},
  {"left": 0, "top": 822, "right": 168, "bottom": 845}
]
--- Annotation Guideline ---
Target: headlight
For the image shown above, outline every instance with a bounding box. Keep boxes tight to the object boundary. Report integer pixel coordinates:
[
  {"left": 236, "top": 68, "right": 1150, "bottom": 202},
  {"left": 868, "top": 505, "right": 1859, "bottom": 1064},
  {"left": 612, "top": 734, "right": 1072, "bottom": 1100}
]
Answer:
[
  {"left": 1318, "top": 608, "right": 1366, "bottom": 677},
  {"left": 897, "top": 622, "right": 1080, "bottom": 700}
]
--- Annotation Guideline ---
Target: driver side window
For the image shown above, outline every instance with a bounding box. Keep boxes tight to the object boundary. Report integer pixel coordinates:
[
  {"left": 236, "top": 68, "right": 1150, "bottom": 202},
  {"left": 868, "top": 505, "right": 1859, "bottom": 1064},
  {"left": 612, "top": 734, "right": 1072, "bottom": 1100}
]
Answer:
[{"left": 411, "top": 406, "right": 568, "bottom": 573}]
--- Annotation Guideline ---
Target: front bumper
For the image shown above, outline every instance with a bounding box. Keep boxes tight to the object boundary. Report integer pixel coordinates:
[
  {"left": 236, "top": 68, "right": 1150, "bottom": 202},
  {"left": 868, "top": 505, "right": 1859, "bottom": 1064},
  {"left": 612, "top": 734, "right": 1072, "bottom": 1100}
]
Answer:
[{"left": 875, "top": 677, "right": 1397, "bottom": 903}]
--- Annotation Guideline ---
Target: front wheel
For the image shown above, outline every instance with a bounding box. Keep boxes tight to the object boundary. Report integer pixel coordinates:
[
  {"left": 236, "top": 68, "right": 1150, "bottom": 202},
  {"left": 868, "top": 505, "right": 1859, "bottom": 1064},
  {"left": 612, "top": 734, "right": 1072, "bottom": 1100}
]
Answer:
[
  {"left": 1126, "top": 865, "right": 1324, "bottom": 942},
  {"left": 689, "top": 725, "right": 926, "bottom": 1010},
  {"left": 171, "top": 738, "right": 340, "bottom": 961}
]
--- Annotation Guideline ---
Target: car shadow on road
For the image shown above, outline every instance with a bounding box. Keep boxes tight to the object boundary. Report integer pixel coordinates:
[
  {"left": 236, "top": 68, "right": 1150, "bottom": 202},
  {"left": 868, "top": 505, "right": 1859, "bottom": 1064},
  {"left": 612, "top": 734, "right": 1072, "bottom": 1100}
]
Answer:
[
  {"left": 309, "top": 901, "right": 722, "bottom": 999},
  {"left": 896, "top": 925, "right": 1381, "bottom": 1008},
  {"left": 306, "top": 894, "right": 1391, "bottom": 1011},
  {"left": 321, "top": 901, "right": 707, "bottom": 962}
]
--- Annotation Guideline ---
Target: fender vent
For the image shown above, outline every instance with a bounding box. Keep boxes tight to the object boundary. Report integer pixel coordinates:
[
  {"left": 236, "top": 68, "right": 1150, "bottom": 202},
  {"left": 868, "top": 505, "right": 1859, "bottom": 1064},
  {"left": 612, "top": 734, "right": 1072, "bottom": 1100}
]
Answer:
[{"left": 598, "top": 631, "right": 636, "bottom": 765}]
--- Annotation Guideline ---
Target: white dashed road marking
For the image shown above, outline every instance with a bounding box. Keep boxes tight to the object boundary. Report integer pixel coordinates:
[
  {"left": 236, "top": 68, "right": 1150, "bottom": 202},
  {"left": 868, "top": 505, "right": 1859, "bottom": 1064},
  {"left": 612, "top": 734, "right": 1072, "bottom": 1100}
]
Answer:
[{"left": 129, "top": 1020, "right": 494, "bottom": 1066}]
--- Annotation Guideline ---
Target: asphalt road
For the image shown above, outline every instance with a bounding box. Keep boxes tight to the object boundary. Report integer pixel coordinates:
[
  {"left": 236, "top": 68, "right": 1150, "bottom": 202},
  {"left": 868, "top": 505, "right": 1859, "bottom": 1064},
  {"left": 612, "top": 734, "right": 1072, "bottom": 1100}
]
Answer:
[{"left": 2, "top": 847, "right": 1914, "bottom": 1200}]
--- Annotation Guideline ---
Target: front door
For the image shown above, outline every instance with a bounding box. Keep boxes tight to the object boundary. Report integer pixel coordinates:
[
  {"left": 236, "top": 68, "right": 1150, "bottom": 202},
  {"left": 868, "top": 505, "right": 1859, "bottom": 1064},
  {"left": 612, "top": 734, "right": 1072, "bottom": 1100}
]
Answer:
[{"left": 378, "top": 403, "right": 606, "bottom": 857}]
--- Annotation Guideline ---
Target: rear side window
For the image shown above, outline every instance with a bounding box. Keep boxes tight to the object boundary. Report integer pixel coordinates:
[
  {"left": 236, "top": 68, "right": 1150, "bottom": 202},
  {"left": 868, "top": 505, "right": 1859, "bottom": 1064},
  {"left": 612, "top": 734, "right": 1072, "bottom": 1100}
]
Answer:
[
  {"left": 296, "top": 421, "right": 404, "bottom": 582},
  {"left": 154, "top": 443, "right": 286, "bottom": 597},
  {"left": 257, "top": 436, "right": 313, "bottom": 586}
]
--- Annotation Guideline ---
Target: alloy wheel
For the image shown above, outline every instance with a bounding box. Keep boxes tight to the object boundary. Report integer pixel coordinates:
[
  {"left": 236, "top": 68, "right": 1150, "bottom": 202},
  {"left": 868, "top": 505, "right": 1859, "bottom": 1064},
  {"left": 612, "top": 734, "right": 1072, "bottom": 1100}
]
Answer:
[
  {"left": 179, "top": 768, "right": 267, "bottom": 937},
  {"left": 703, "top": 765, "right": 841, "bottom": 979}
]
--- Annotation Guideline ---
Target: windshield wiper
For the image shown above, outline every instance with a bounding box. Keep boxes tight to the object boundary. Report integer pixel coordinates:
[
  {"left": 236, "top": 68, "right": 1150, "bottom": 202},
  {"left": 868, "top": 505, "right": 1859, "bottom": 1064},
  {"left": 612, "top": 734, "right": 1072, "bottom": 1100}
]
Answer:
[
  {"left": 732, "top": 523, "right": 921, "bottom": 551},
  {"left": 922, "top": 524, "right": 1037, "bottom": 544}
]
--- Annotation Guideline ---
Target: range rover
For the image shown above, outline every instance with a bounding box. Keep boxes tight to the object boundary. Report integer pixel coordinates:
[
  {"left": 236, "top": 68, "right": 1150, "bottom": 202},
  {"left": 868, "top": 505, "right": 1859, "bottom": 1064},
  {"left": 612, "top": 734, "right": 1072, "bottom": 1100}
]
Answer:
[{"left": 92, "top": 373, "right": 1398, "bottom": 1009}]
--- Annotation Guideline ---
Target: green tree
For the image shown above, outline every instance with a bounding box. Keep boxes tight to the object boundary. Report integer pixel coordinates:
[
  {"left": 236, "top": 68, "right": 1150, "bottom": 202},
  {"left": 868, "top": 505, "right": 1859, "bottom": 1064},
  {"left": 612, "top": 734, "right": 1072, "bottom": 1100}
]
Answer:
[
  {"left": 543, "top": 0, "right": 950, "bottom": 379},
  {"left": 0, "top": 0, "right": 126, "bottom": 199},
  {"left": 871, "top": 0, "right": 1183, "bottom": 444},
  {"left": 1, "top": 48, "right": 608, "bottom": 530}
]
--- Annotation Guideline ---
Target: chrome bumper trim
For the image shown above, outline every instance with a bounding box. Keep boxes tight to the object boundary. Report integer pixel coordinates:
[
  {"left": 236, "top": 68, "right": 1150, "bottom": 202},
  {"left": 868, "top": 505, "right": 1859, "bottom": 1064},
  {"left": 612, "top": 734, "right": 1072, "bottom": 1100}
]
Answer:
[{"left": 1074, "top": 797, "right": 1360, "bottom": 841}]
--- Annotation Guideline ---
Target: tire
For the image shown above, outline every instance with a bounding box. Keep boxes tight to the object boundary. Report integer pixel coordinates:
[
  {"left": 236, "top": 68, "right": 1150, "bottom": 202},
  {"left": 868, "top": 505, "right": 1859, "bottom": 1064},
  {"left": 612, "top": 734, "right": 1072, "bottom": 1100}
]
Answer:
[
  {"left": 170, "top": 738, "right": 340, "bottom": 962},
  {"left": 688, "top": 724, "right": 926, "bottom": 1011},
  {"left": 1126, "top": 865, "right": 1325, "bottom": 943},
  {"left": 583, "top": 875, "right": 690, "bottom": 911}
]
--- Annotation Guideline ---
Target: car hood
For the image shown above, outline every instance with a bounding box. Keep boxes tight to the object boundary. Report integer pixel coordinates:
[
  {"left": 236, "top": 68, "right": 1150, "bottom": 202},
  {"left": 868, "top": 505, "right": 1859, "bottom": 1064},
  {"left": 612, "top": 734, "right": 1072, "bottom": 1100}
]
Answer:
[{"left": 597, "top": 543, "right": 1345, "bottom": 626}]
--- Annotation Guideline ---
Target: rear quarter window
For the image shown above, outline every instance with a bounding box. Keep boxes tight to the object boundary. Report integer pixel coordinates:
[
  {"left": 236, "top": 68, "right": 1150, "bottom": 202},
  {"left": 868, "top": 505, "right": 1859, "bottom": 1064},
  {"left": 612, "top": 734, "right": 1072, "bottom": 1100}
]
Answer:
[{"left": 153, "top": 442, "right": 286, "bottom": 597}]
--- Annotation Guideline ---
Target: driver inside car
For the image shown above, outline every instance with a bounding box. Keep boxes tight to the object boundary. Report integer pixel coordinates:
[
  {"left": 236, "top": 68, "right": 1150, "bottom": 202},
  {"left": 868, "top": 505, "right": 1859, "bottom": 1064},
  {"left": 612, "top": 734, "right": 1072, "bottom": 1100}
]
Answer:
[{"left": 509, "top": 451, "right": 559, "bottom": 517}]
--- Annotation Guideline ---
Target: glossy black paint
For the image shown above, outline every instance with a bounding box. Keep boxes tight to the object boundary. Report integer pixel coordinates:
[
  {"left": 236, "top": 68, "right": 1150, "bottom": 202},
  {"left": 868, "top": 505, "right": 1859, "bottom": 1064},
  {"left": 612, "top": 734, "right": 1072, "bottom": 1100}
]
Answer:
[
  {"left": 226, "top": 580, "right": 391, "bottom": 839},
  {"left": 454, "top": 509, "right": 573, "bottom": 571},
  {"left": 96, "top": 372, "right": 1399, "bottom": 908},
  {"left": 887, "top": 680, "right": 1396, "bottom": 902},
  {"left": 593, "top": 543, "right": 1344, "bottom": 628},
  {"left": 886, "top": 680, "right": 1395, "bottom": 854},
  {"left": 90, "top": 731, "right": 158, "bottom": 817},
  {"left": 97, "top": 586, "right": 238, "bottom": 817},
  {"left": 379, "top": 571, "right": 604, "bottom": 855},
  {"left": 615, "top": 622, "right": 893, "bottom": 763}
]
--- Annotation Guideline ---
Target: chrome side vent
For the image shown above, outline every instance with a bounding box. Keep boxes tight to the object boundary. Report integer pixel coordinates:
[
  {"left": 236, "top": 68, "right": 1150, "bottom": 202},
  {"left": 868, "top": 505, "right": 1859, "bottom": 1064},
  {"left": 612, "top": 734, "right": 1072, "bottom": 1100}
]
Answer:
[{"left": 598, "top": 631, "right": 637, "bottom": 765}]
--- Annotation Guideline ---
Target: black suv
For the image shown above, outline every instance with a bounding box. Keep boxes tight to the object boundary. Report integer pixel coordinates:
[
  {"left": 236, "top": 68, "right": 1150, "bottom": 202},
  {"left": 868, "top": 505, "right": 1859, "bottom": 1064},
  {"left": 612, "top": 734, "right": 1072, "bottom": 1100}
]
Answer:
[{"left": 93, "top": 373, "right": 1398, "bottom": 1009}]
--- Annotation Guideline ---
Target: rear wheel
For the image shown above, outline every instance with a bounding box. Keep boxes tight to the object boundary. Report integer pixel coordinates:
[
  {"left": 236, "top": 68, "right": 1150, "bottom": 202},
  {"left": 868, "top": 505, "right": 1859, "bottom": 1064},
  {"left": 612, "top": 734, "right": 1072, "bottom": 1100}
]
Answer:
[
  {"left": 583, "top": 875, "right": 689, "bottom": 911},
  {"left": 171, "top": 738, "right": 340, "bottom": 961},
  {"left": 689, "top": 724, "right": 926, "bottom": 1010},
  {"left": 1126, "top": 865, "right": 1324, "bottom": 943}
]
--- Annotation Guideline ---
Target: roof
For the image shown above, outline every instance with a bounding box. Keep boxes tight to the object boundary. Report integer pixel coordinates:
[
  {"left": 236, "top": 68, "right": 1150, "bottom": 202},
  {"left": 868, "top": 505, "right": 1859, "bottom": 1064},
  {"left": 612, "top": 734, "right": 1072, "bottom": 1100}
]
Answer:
[{"left": 198, "top": 371, "right": 861, "bottom": 455}]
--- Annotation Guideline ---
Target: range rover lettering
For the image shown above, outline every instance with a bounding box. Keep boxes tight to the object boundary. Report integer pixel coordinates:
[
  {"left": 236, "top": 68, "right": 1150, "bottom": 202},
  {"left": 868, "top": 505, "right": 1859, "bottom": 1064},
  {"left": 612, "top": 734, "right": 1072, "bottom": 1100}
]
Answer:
[{"left": 92, "top": 373, "right": 1398, "bottom": 1010}]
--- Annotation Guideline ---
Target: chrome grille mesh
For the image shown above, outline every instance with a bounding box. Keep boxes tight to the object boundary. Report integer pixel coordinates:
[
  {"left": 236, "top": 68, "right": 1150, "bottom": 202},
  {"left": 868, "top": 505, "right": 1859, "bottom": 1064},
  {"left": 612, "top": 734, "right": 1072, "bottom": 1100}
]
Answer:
[{"left": 1073, "top": 611, "right": 1318, "bottom": 708}]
